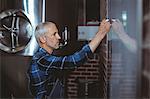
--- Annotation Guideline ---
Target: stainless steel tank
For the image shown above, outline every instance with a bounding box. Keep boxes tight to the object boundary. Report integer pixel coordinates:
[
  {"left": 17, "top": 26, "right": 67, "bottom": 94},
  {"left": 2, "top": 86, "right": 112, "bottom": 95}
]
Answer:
[{"left": 0, "top": 0, "right": 45, "bottom": 56}]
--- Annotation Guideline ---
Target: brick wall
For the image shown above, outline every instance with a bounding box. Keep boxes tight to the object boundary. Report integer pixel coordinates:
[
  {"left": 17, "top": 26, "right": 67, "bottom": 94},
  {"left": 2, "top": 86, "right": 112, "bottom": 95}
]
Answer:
[
  {"left": 66, "top": 52, "right": 100, "bottom": 98},
  {"left": 66, "top": 37, "right": 109, "bottom": 98}
]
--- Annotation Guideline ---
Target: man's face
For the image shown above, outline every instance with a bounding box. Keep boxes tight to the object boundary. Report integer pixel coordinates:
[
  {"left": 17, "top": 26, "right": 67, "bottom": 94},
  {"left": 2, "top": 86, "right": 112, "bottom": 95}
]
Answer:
[{"left": 45, "top": 24, "right": 61, "bottom": 50}]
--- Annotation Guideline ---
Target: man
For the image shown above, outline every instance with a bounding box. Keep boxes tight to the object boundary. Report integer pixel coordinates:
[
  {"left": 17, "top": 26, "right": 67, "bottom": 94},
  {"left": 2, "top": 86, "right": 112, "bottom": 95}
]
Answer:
[{"left": 27, "top": 19, "right": 111, "bottom": 99}]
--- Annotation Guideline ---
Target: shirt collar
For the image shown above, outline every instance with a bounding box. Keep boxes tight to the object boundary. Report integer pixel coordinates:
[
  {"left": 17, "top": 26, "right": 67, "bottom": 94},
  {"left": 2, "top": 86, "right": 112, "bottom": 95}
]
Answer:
[{"left": 39, "top": 47, "right": 55, "bottom": 55}]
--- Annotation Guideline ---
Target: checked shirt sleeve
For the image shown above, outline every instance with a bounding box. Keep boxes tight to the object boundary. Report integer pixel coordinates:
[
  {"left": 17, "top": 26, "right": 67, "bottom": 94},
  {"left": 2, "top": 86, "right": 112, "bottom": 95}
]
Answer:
[
  {"left": 44, "top": 44, "right": 93, "bottom": 70},
  {"left": 62, "top": 44, "right": 92, "bottom": 69}
]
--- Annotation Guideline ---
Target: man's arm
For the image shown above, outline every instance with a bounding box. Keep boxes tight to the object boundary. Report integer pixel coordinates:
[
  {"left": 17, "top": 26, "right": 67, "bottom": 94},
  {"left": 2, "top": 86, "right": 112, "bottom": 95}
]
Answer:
[
  {"left": 89, "top": 19, "right": 111, "bottom": 52},
  {"left": 39, "top": 19, "right": 111, "bottom": 70}
]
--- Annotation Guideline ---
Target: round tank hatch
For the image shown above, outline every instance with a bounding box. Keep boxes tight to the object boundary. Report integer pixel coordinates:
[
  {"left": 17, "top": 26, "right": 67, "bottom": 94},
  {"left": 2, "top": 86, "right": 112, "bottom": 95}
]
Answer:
[{"left": 0, "top": 9, "right": 33, "bottom": 53}]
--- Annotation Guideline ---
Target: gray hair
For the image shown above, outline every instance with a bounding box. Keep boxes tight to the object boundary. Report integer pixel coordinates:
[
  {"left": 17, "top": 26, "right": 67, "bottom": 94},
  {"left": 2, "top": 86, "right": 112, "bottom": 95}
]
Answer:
[{"left": 34, "top": 22, "right": 55, "bottom": 41}]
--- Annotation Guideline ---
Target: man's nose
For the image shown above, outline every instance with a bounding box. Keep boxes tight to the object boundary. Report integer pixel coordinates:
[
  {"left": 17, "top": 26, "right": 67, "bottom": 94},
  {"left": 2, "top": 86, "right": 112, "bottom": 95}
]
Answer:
[{"left": 57, "top": 34, "right": 61, "bottom": 39}]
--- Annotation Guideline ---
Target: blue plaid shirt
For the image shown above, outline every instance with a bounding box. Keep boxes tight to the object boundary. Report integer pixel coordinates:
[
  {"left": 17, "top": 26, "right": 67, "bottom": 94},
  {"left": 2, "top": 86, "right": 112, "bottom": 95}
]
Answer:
[{"left": 27, "top": 44, "right": 92, "bottom": 99}]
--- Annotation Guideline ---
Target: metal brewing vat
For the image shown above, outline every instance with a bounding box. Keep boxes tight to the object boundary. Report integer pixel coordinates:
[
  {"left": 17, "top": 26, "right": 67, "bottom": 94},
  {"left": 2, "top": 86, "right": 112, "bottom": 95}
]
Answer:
[{"left": 0, "top": 0, "right": 45, "bottom": 56}]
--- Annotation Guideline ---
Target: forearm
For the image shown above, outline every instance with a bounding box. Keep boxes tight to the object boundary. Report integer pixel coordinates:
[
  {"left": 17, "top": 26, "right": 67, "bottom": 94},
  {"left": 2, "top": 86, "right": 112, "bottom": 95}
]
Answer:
[
  {"left": 89, "top": 31, "right": 105, "bottom": 52},
  {"left": 88, "top": 19, "right": 110, "bottom": 52}
]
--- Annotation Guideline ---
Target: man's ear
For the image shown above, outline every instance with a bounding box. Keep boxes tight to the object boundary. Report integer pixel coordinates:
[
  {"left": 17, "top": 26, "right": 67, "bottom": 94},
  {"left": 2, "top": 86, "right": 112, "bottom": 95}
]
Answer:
[{"left": 39, "top": 36, "right": 46, "bottom": 43}]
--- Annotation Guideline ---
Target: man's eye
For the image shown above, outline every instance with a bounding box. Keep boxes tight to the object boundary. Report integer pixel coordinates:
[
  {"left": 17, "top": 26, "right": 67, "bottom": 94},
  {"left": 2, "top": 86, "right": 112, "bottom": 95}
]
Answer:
[{"left": 53, "top": 32, "right": 57, "bottom": 35}]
